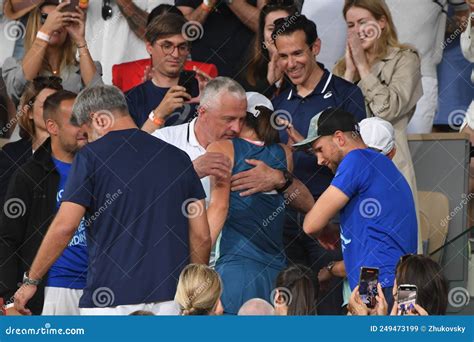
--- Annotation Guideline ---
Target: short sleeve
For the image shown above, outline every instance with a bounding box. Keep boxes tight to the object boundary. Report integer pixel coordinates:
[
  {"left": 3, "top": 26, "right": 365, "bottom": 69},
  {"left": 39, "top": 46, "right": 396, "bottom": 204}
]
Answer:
[
  {"left": 330, "top": 151, "right": 365, "bottom": 199},
  {"left": 62, "top": 148, "right": 94, "bottom": 209},
  {"left": 175, "top": 0, "right": 200, "bottom": 8}
]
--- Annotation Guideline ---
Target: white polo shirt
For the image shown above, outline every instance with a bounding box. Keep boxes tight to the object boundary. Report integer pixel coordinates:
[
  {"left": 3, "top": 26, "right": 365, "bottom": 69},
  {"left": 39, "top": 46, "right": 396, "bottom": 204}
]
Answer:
[{"left": 152, "top": 118, "right": 210, "bottom": 203}]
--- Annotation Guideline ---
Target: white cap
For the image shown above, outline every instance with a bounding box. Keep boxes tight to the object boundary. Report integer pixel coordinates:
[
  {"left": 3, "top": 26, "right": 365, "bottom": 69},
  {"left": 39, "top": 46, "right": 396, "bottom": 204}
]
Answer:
[
  {"left": 246, "top": 92, "right": 273, "bottom": 118},
  {"left": 359, "top": 117, "right": 395, "bottom": 155}
]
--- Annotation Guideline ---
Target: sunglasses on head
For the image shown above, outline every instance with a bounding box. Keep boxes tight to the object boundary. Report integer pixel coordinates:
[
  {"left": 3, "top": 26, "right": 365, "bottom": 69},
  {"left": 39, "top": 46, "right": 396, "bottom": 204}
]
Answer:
[{"left": 33, "top": 76, "right": 63, "bottom": 88}]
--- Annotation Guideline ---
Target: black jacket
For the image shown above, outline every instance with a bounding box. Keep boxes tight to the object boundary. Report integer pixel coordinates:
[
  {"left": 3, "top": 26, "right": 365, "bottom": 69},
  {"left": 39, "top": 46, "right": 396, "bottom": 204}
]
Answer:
[
  {"left": 0, "top": 138, "right": 32, "bottom": 206},
  {"left": 0, "top": 138, "right": 59, "bottom": 315}
]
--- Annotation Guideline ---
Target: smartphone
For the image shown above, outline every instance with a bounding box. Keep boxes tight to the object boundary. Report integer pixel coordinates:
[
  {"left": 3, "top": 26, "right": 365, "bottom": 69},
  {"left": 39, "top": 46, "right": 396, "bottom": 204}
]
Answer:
[
  {"left": 178, "top": 70, "right": 199, "bottom": 98},
  {"left": 60, "top": 0, "right": 80, "bottom": 12},
  {"left": 359, "top": 267, "right": 379, "bottom": 309},
  {"left": 397, "top": 284, "right": 417, "bottom": 315}
]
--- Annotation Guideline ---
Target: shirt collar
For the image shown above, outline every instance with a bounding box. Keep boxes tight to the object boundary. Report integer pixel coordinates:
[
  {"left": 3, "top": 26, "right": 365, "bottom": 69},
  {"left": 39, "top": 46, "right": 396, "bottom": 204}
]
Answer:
[
  {"left": 188, "top": 117, "right": 204, "bottom": 149},
  {"left": 287, "top": 63, "right": 332, "bottom": 100}
]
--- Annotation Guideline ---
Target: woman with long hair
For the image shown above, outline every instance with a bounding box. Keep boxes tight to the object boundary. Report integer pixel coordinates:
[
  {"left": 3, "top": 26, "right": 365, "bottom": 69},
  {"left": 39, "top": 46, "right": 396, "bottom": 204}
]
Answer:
[
  {"left": 0, "top": 76, "right": 62, "bottom": 205},
  {"left": 175, "top": 264, "right": 224, "bottom": 316},
  {"left": 2, "top": 0, "right": 102, "bottom": 104},
  {"left": 274, "top": 264, "right": 318, "bottom": 315},
  {"left": 241, "top": 0, "right": 298, "bottom": 97},
  {"left": 333, "top": 0, "right": 421, "bottom": 216}
]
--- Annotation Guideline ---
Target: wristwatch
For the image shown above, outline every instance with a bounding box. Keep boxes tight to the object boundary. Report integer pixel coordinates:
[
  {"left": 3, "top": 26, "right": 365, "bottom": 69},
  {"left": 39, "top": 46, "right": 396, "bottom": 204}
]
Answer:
[
  {"left": 23, "top": 272, "right": 41, "bottom": 286},
  {"left": 277, "top": 169, "right": 293, "bottom": 193},
  {"left": 326, "top": 261, "right": 336, "bottom": 275}
]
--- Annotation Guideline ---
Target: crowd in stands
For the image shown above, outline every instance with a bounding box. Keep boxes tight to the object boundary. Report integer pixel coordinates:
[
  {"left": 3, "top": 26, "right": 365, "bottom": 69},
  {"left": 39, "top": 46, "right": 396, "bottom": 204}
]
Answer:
[{"left": 0, "top": 0, "right": 472, "bottom": 316}]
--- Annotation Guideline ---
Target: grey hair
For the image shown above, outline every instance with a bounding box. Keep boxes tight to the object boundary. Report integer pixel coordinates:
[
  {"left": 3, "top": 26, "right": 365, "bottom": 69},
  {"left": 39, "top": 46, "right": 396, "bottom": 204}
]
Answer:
[
  {"left": 71, "top": 85, "right": 128, "bottom": 126},
  {"left": 199, "top": 77, "right": 246, "bottom": 111},
  {"left": 237, "top": 298, "right": 275, "bottom": 316}
]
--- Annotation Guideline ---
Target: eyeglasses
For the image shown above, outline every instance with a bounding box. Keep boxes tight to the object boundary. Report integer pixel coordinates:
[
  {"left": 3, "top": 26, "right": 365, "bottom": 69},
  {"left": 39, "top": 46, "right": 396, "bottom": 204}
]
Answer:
[
  {"left": 157, "top": 42, "right": 190, "bottom": 56},
  {"left": 40, "top": 12, "right": 48, "bottom": 24}
]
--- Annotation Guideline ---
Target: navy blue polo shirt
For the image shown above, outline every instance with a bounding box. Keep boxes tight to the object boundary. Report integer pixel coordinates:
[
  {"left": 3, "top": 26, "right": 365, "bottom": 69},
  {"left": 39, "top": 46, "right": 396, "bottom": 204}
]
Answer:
[
  {"left": 125, "top": 79, "right": 198, "bottom": 128},
  {"left": 62, "top": 129, "right": 205, "bottom": 308},
  {"left": 273, "top": 65, "right": 367, "bottom": 197}
]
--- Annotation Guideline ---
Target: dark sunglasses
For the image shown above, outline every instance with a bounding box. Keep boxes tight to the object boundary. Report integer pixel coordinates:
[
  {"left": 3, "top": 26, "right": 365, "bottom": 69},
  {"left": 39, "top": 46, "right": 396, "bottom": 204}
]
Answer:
[{"left": 33, "top": 76, "right": 63, "bottom": 88}]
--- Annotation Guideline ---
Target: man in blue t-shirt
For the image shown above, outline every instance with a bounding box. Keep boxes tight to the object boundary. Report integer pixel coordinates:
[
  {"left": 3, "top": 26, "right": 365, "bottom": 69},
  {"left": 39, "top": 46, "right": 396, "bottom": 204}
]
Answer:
[
  {"left": 294, "top": 108, "right": 417, "bottom": 307},
  {"left": 1, "top": 90, "right": 88, "bottom": 315},
  {"left": 13, "top": 85, "right": 211, "bottom": 316},
  {"left": 125, "top": 13, "right": 198, "bottom": 130}
]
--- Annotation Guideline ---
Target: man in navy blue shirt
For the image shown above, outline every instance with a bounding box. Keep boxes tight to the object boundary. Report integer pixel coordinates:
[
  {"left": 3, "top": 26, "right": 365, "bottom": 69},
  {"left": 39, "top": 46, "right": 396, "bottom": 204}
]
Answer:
[
  {"left": 14, "top": 85, "right": 211, "bottom": 316},
  {"left": 298, "top": 108, "right": 417, "bottom": 306},
  {"left": 125, "top": 13, "right": 199, "bottom": 129}
]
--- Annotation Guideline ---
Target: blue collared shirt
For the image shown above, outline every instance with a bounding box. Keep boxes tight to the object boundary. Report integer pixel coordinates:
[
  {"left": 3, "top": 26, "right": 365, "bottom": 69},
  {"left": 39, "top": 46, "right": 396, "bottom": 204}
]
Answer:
[{"left": 272, "top": 64, "right": 367, "bottom": 196}]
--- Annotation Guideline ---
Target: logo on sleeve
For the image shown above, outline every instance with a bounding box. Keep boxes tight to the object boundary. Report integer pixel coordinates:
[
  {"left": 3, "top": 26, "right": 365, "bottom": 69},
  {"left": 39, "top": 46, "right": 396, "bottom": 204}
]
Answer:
[{"left": 323, "top": 91, "right": 333, "bottom": 99}]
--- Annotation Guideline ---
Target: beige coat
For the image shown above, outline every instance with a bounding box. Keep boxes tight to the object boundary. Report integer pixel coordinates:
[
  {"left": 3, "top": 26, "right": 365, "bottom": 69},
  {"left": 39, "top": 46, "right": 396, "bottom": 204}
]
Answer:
[
  {"left": 357, "top": 47, "right": 422, "bottom": 198},
  {"left": 357, "top": 47, "right": 423, "bottom": 252}
]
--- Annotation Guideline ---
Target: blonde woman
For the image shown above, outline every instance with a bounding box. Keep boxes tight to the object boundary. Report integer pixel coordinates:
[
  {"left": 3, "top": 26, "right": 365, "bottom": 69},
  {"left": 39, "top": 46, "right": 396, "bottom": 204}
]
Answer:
[
  {"left": 2, "top": 0, "right": 102, "bottom": 104},
  {"left": 334, "top": 0, "right": 422, "bottom": 251},
  {"left": 175, "top": 264, "right": 224, "bottom": 316}
]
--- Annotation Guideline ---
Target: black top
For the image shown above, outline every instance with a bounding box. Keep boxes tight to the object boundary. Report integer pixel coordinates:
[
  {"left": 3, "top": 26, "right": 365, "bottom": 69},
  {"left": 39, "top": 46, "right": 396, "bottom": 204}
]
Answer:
[
  {"left": 0, "top": 138, "right": 59, "bottom": 315},
  {"left": 175, "top": 0, "right": 257, "bottom": 78}
]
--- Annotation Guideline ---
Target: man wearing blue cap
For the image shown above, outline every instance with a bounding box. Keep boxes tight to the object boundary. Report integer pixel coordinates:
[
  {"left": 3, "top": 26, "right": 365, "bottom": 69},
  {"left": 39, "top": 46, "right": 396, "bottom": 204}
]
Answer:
[{"left": 298, "top": 108, "right": 417, "bottom": 306}]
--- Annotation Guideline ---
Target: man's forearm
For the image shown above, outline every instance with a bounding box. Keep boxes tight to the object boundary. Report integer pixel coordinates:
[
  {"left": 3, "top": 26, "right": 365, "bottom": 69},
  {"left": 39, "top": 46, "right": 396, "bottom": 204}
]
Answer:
[
  {"left": 227, "top": 1, "right": 260, "bottom": 32},
  {"left": 285, "top": 178, "right": 315, "bottom": 214},
  {"left": 179, "top": 5, "right": 212, "bottom": 24},
  {"left": 116, "top": 0, "right": 149, "bottom": 40},
  {"left": 28, "top": 221, "right": 76, "bottom": 281}
]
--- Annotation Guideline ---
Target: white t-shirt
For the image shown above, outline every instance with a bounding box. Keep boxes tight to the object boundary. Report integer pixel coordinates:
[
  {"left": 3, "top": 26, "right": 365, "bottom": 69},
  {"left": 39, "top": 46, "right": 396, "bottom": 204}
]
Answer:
[{"left": 84, "top": 0, "right": 173, "bottom": 85}]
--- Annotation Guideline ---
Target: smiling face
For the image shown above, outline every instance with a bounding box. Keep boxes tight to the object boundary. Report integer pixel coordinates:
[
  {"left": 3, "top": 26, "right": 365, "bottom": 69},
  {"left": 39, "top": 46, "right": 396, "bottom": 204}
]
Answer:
[
  {"left": 146, "top": 34, "right": 189, "bottom": 78},
  {"left": 275, "top": 30, "right": 320, "bottom": 87},
  {"left": 345, "top": 6, "right": 386, "bottom": 51}
]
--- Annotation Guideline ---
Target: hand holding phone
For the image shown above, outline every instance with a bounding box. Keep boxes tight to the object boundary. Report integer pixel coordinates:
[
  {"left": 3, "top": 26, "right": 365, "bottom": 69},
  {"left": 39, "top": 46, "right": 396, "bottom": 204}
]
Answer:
[
  {"left": 178, "top": 71, "right": 199, "bottom": 99},
  {"left": 59, "top": 0, "right": 80, "bottom": 13}
]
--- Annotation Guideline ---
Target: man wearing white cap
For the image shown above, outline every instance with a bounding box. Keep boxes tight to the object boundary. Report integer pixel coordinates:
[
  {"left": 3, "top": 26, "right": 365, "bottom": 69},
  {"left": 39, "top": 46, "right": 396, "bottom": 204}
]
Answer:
[{"left": 359, "top": 117, "right": 397, "bottom": 160}]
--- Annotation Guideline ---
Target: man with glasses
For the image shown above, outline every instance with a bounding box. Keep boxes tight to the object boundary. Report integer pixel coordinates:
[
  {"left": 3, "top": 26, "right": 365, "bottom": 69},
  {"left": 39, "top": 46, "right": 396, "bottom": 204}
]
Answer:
[{"left": 125, "top": 13, "right": 198, "bottom": 129}]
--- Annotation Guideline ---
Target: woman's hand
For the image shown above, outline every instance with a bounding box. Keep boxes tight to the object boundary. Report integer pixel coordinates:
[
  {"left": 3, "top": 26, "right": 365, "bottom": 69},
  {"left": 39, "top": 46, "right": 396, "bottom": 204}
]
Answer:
[
  {"left": 372, "top": 283, "right": 388, "bottom": 316},
  {"left": 266, "top": 42, "right": 283, "bottom": 85},
  {"left": 347, "top": 31, "right": 370, "bottom": 78},
  {"left": 348, "top": 285, "right": 370, "bottom": 316},
  {"left": 344, "top": 41, "right": 357, "bottom": 82},
  {"left": 40, "top": 2, "right": 72, "bottom": 35},
  {"left": 64, "top": 6, "right": 87, "bottom": 46}
]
